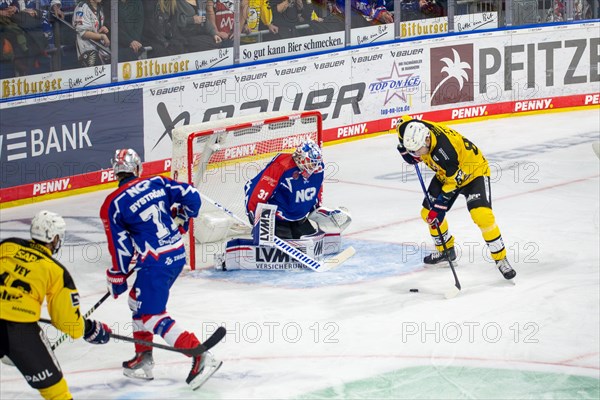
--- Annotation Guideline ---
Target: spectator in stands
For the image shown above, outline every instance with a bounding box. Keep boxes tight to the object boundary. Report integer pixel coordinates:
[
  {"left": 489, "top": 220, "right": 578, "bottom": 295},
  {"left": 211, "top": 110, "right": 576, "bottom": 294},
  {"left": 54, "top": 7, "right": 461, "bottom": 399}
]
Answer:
[
  {"left": 350, "top": 0, "right": 393, "bottom": 24},
  {"left": 142, "top": 0, "right": 184, "bottom": 57},
  {"left": 269, "top": 0, "right": 316, "bottom": 39},
  {"left": 175, "top": 0, "right": 222, "bottom": 52},
  {"left": 210, "top": 0, "right": 251, "bottom": 46},
  {"left": 243, "top": 0, "right": 278, "bottom": 43},
  {"left": 0, "top": 1, "right": 28, "bottom": 75},
  {"left": 395, "top": 0, "right": 444, "bottom": 21},
  {"left": 14, "top": 1, "right": 48, "bottom": 53},
  {"left": 0, "top": 0, "right": 48, "bottom": 75},
  {"left": 118, "top": 0, "right": 145, "bottom": 61},
  {"left": 73, "top": 0, "right": 110, "bottom": 67},
  {"left": 48, "top": 0, "right": 66, "bottom": 19},
  {"left": 546, "top": 0, "right": 592, "bottom": 21},
  {"left": 306, "top": 0, "right": 344, "bottom": 33}
]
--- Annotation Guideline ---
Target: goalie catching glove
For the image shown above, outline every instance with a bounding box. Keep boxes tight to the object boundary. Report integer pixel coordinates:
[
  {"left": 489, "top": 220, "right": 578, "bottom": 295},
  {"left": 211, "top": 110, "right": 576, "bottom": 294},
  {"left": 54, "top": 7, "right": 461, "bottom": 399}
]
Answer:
[{"left": 308, "top": 207, "right": 352, "bottom": 233}]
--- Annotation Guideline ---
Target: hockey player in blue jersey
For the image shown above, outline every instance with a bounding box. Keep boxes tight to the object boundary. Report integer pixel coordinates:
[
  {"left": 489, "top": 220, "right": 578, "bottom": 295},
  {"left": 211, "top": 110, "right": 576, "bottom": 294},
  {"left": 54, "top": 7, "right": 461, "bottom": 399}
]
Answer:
[
  {"left": 216, "top": 140, "right": 352, "bottom": 270},
  {"left": 100, "top": 148, "right": 222, "bottom": 390},
  {"left": 245, "top": 139, "right": 324, "bottom": 239}
]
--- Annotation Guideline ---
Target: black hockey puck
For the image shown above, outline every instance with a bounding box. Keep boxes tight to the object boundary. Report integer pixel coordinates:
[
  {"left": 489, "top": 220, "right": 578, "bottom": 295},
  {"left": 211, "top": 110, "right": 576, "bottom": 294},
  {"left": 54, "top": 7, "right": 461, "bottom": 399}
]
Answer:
[{"left": 409, "top": 289, "right": 419, "bottom": 293}]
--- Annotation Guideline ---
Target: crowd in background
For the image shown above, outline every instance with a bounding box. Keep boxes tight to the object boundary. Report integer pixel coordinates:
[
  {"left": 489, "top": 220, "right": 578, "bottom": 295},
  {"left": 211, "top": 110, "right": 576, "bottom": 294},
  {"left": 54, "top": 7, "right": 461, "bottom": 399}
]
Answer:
[{"left": 0, "top": 0, "right": 597, "bottom": 79}]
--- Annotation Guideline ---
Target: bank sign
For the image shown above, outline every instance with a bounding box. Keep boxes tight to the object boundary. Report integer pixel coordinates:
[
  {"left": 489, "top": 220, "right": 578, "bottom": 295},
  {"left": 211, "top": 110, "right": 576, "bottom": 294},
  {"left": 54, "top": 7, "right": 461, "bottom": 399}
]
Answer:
[{"left": 0, "top": 90, "right": 144, "bottom": 189}]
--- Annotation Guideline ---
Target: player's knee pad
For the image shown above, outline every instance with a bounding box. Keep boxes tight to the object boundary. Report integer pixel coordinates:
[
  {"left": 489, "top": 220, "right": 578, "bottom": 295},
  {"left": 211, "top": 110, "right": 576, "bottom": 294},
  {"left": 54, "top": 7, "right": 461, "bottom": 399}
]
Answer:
[
  {"left": 141, "top": 313, "right": 183, "bottom": 346},
  {"left": 469, "top": 207, "right": 497, "bottom": 232},
  {"left": 38, "top": 378, "right": 71, "bottom": 400}
]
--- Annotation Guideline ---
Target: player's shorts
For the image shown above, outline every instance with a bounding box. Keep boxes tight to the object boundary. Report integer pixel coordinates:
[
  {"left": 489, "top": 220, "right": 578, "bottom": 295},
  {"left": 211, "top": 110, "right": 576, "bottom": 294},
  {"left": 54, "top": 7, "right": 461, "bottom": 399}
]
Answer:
[
  {"left": 424, "top": 175, "right": 493, "bottom": 211},
  {"left": 0, "top": 320, "right": 64, "bottom": 390},
  {"left": 129, "top": 253, "right": 185, "bottom": 317},
  {"left": 275, "top": 218, "right": 317, "bottom": 239}
]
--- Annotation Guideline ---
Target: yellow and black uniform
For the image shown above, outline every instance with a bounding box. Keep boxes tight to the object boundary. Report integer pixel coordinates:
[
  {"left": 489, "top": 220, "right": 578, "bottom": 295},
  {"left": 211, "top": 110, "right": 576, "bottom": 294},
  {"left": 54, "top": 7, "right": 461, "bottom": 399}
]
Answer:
[
  {"left": 243, "top": 0, "right": 274, "bottom": 43},
  {"left": 0, "top": 238, "right": 85, "bottom": 400},
  {"left": 398, "top": 116, "right": 506, "bottom": 261}
]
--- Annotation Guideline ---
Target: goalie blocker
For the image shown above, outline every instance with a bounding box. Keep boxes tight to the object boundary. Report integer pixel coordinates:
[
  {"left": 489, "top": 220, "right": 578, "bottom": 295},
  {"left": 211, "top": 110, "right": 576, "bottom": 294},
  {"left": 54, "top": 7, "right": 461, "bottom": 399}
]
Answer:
[{"left": 214, "top": 206, "right": 352, "bottom": 271}]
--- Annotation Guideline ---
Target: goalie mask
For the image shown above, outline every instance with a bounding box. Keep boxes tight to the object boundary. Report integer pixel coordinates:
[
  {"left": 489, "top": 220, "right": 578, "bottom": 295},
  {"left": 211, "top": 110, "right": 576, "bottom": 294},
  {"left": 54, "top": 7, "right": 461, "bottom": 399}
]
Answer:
[
  {"left": 293, "top": 140, "right": 323, "bottom": 179},
  {"left": 403, "top": 121, "right": 431, "bottom": 154},
  {"left": 111, "top": 148, "right": 143, "bottom": 177},
  {"left": 30, "top": 210, "right": 66, "bottom": 254}
]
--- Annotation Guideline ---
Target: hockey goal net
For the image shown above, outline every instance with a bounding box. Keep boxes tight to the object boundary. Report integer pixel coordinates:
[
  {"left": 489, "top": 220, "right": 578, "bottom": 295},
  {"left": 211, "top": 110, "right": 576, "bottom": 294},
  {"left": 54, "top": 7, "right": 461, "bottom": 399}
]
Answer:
[{"left": 171, "top": 111, "right": 323, "bottom": 270}]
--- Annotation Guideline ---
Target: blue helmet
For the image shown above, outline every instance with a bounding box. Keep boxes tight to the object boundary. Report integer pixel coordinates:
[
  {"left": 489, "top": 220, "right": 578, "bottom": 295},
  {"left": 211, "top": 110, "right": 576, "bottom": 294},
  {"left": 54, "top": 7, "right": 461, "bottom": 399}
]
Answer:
[{"left": 293, "top": 140, "right": 323, "bottom": 179}]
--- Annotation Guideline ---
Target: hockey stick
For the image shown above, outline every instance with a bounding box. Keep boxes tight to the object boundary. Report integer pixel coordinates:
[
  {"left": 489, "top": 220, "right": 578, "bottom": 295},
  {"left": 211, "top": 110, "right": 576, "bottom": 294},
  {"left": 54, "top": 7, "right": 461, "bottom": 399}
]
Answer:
[
  {"left": 50, "top": 269, "right": 136, "bottom": 350},
  {"left": 414, "top": 164, "right": 462, "bottom": 299},
  {"left": 40, "top": 319, "right": 226, "bottom": 357},
  {"left": 199, "top": 193, "right": 355, "bottom": 272}
]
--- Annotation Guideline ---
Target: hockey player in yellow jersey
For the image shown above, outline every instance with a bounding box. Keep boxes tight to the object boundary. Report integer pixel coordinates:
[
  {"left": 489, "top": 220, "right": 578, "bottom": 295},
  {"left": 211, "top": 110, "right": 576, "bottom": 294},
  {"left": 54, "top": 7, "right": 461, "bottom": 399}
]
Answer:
[
  {"left": 396, "top": 116, "right": 516, "bottom": 280},
  {"left": 0, "top": 210, "right": 112, "bottom": 400}
]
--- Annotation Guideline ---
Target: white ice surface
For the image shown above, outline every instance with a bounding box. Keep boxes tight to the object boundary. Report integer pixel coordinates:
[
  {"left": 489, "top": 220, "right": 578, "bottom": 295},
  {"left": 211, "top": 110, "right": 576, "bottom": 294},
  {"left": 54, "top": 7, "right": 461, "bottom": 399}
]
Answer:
[{"left": 1, "top": 109, "right": 599, "bottom": 399}]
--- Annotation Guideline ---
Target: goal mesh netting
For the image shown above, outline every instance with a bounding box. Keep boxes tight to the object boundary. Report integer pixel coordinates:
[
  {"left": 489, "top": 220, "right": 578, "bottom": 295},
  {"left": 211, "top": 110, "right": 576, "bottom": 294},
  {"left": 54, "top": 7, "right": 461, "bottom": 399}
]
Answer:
[{"left": 171, "top": 111, "right": 322, "bottom": 269}]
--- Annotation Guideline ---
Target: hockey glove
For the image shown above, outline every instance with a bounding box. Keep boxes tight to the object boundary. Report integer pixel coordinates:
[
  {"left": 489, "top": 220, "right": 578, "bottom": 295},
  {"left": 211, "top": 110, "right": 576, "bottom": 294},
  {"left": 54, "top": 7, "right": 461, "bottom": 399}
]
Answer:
[
  {"left": 171, "top": 205, "right": 190, "bottom": 234},
  {"left": 106, "top": 268, "right": 128, "bottom": 299},
  {"left": 84, "top": 319, "right": 111, "bottom": 344},
  {"left": 397, "top": 144, "right": 420, "bottom": 165},
  {"left": 426, "top": 193, "right": 452, "bottom": 227}
]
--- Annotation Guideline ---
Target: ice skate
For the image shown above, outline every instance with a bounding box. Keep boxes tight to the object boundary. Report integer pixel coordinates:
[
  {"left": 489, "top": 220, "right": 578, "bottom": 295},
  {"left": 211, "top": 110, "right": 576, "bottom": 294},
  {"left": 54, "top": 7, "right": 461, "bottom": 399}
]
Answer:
[
  {"left": 122, "top": 351, "right": 154, "bottom": 380},
  {"left": 496, "top": 258, "right": 516, "bottom": 280},
  {"left": 186, "top": 351, "right": 223, "bottom": 390},
  {"left": 424, "top": 247, "right": 456, "bottom": 266}
]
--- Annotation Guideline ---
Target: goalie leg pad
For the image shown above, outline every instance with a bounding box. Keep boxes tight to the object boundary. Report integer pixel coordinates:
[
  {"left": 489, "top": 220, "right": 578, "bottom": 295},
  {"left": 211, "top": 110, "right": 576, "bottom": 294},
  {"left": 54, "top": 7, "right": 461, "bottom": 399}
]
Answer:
[
  {"left": 297, "top": 229, "right": 342, "bottom": 257},
  {"left": 196, "top": 212, "right": 234, "bottom": 243},
  {"left": 217, "top": 238, "right": 316, "bottom": 270}
]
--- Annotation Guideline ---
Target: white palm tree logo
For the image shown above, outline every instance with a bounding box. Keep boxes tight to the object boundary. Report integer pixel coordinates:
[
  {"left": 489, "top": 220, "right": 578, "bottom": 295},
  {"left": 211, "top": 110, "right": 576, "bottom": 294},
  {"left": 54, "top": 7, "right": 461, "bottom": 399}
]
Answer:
[{"left": 431, "top": 48, "right": 471, "bottom": 101}]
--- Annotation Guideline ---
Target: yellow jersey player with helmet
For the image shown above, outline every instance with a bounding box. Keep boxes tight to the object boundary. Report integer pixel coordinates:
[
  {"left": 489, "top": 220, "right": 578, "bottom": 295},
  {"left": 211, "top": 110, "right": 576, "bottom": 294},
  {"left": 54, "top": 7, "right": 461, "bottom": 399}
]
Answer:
[
  {"left": 396, "top": 116, "right": 516, "bottom": 280},
  {"left": 0, "top": 211, "right": 111, "bottom": 400}
]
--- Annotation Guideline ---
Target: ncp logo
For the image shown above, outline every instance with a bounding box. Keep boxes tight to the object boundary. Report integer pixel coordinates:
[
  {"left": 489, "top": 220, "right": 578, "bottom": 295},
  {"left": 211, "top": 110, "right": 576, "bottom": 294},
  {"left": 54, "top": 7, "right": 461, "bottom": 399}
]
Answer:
[{"left": 430, "top": 45, "right": 473, "bottom": 106}]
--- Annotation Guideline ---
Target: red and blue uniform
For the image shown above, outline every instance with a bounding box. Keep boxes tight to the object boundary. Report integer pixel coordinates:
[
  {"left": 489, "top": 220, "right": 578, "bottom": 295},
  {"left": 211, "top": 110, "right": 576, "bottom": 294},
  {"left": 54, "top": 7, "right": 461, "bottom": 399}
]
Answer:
[
  {"left": 245, "top": 153, "right": 323, "bottom": 222},
  {"left": 101, "top": 175, "right": 201, "bottom": 353}
]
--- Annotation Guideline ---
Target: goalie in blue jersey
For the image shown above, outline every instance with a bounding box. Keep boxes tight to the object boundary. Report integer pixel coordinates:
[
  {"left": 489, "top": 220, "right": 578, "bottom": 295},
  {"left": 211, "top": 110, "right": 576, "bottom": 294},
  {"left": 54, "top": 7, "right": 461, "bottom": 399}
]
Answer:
[
  {"left": 215, "top": 140, "right": 352, "bottom": 270},
  {"left": 100, "top": 148, "right": 222, "bottom": 390}
]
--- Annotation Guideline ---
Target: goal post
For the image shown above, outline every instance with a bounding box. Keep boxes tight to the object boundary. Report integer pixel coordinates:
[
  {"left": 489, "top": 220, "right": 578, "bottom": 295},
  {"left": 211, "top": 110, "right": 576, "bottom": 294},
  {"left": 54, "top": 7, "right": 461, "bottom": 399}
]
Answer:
[{"left": 171, "top": 111, "right": 323, "bottom": 270}]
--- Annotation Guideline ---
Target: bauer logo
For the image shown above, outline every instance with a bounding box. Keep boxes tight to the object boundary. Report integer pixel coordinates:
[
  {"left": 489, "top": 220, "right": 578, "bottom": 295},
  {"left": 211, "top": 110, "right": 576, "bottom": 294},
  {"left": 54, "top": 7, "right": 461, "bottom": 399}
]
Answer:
[
  {"left": 274, "top": 66, "right": 307, "bottom": 76},
  {"left": 351, "top": 54, "right": 382, "bottom": 63},
  {"left": 234, "top": 72, "right": 267, "bottom": 82},
  {"left": 314, "top": 60, "right": 345, "bottom": 70},
  {"left": 430, "top": 45, "right": 474, "bottom": 106},
  {"left": 149, "top": 86, "right": 185, "bottom": 96}
]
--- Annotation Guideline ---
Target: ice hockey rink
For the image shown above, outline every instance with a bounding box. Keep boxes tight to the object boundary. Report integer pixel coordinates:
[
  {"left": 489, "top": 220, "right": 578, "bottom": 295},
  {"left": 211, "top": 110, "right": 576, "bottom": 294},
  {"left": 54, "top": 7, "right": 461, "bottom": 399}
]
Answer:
[{"left": 1, "top": 109, "right": 599, "bottom": 399}]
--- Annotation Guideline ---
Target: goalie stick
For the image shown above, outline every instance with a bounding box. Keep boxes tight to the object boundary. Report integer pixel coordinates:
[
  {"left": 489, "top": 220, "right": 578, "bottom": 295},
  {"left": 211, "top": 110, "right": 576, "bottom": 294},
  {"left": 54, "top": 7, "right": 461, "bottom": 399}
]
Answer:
[
  {"left": 414, "top": 164, "right": 461, "bottom": 299},
  {"left": 199, "top": 192, "right": 355, "bottom": 272},
  {"left": 40, "top": 318, "right": 226, "bottom": 356}
]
